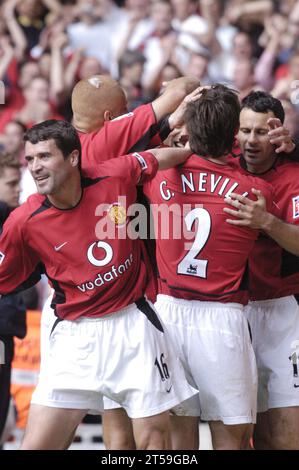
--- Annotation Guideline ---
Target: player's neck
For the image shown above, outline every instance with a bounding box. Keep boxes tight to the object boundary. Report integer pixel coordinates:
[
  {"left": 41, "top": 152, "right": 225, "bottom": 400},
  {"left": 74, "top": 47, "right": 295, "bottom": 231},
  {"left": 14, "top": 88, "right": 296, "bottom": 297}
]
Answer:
[
  {"left": 246, "top": 156, "right": 277, "bottom": 174},
  {"left": 48, "top": 176, "right": 82, "bottom": 210},
  {"left": 205, "top": 155, "right": 228, "bottom": 165},
  {"left": 73, "top": 115, "right": 104, "bottom": 134}
]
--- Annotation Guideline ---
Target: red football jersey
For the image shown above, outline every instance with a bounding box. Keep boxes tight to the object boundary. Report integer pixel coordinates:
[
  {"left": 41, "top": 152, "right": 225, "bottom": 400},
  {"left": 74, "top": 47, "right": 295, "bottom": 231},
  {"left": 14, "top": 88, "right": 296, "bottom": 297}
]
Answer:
[
  {"left": 79, "top": 104, "right": 163, "bottom": 171},
  {"left": 0, "top": 152, "right": 158, "bottom": 319},
  {"left": 246, "top": 158, "right": 299, "bottom": 300},
  {"left": 143, "top": 154, "right": 274, "bottom": 304}
]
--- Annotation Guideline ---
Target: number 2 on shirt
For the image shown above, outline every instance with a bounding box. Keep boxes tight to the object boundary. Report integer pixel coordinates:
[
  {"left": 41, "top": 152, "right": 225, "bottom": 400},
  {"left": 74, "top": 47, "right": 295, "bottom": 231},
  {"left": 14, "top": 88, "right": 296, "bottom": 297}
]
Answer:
[{"left": 177, "top": 208, "right": 211, "bottom": 279}]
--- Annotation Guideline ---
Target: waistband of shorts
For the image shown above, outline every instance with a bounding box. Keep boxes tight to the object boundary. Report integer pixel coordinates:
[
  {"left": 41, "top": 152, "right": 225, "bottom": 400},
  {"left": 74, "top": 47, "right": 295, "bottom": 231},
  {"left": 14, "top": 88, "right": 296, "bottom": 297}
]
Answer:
[
  {"left": 156, "top": 294, "right": 243, "bottom": 310},
  {"left": 248, "top": 295, "right": 296, "bottom": 307},
  {"left": 71, "top": 297, "right": 148, "bottom": 323}
]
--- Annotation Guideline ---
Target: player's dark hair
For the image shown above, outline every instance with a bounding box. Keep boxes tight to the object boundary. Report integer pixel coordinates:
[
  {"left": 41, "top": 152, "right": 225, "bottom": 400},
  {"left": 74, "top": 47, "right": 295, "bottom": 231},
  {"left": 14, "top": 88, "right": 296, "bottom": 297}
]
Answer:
[
  {"left": 24, "top": 120, "right": 82, "bottom": 169},
  {"left": 241, "top": 91, "right": 285, "bottom": 123},
  {"left": 184, "top": 84, "right": 240, "bottom": 158},
  {"left": 0, "top": 153, "right": 21, "bottom": 177}
]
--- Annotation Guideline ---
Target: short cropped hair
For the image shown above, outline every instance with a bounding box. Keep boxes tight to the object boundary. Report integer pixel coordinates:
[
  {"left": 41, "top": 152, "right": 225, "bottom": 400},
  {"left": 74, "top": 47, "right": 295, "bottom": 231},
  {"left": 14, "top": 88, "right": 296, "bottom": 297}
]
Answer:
[
  {"left": 24, "top": 120, "right": 82, "bottom": 168},
  {"left": 184, "top": 84, "right": 240, "bottom": 158},
  {"left": 241, "top": 91, "right": 285, "bottom": 123}
]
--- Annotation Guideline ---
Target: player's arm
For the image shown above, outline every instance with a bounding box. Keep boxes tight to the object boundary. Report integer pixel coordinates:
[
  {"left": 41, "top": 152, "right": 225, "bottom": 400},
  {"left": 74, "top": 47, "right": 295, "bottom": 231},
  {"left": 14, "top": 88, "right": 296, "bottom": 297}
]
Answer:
[
  {"left": 96, "top": 148, "right": 191, "bottom": 185},
  {"left": 223, "top": 189, "right": 299, "bottom": 256},
  {"left": 0, "top": 214, "right": 39, "bottom": 297},
  {"left": 147, "top": 147, "right": 191, "bottom": 170},
  {"left": 151, "top": 77, "right": 200, "bottom": 124},
  {"left": 149, "top": 86, "right": 203, "bottom": 147}
]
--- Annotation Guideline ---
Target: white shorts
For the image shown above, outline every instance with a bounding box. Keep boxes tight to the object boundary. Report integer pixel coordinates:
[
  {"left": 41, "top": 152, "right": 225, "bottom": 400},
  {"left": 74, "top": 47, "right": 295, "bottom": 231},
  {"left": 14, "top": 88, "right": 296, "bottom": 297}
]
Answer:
[
  {"left": 154, "top": 295, "right": 257, "bottom": 425},
  {"left": 245, "top": 295, "right": 299, "bottom": 413},
  {"left": 40, "top": 293, "right": 55, "bottom": 359},
  {"left": 32, "top": 297, "right": 198, "bottom": 419}
]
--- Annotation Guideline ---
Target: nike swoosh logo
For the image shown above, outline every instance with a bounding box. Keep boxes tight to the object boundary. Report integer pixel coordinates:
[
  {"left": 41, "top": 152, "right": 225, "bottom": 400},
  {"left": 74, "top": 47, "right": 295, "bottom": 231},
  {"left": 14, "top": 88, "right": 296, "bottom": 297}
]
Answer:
[
  {"left": 294, "top": 384, "right": 299, "bottom": 388},
  {"left": 54, "top": 242, "right": 68, "bottom": 251},
  {"left": 166, "top": 386, "right": 172, "bottom": 393}
]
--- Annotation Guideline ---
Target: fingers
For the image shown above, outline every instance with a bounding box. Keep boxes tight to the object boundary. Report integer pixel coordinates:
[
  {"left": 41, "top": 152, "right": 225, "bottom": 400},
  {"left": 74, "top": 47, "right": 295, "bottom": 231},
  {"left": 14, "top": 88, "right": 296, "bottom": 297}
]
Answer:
[
  {"left": 251, "top": 188, "right": 265, "bottom": 201},
  {"left": 223, "top": 206, "right": 253, "bottom": 226},
  {"left": 225, "top": 218, "right": 249, "bottom": 226},
  {"left": 267, "top": 117, "right": 282, "bottom": 130},
  {"left": 268, "top": 128, "right": 289, "bottom": 143},
  {"left": 184, "top": 85, "right": 210, "bottom": 104},
  {"left": 225, "top": 192, "right": 253, "bottom": 206},
  {"left": 267, "top": 121, "right": 293, "bottom": 153},
  {"left": 223, "top": 207, "right": 244, "bottom": 217}
]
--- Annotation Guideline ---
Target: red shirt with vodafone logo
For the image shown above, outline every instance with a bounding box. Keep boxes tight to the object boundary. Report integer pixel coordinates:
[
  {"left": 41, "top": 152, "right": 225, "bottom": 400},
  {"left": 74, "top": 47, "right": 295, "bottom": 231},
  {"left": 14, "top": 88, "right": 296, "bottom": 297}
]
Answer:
[{"left": 0, "top": 152, "right": 158, "bottom": 319}]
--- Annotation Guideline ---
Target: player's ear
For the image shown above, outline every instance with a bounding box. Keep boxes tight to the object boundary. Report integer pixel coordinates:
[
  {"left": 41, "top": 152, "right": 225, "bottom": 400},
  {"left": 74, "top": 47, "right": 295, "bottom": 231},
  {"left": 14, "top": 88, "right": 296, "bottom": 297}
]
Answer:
[
  {"left": 103, "top": 110, "right": 113, "bottom": 121},
  {"left": 70, "top": 150, "right": 80, "bottom": 167}
]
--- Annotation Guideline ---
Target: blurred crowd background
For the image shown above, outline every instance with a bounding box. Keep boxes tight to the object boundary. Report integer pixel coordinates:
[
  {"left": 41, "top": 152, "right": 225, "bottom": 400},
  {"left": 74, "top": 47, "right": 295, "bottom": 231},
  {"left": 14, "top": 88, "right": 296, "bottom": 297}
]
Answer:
[
  {"left": 1, "top": 0, "right": 299, "bottom": 174},
  {"left": 1, "top": 0, "right": 299, "bottom": 445}
]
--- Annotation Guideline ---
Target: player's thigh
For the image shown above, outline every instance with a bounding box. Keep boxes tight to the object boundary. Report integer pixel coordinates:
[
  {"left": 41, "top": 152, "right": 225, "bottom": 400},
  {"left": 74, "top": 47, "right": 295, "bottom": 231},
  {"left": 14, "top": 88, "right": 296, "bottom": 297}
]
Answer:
[
  {"left": 102, "top": 408, "right": 135, "bottom": 450},
  {"left": 20, "top": 404, "right": 87, "bottom": 450},
  {"left": 209, "top": 420, "right": 252, "bottom": 450}
]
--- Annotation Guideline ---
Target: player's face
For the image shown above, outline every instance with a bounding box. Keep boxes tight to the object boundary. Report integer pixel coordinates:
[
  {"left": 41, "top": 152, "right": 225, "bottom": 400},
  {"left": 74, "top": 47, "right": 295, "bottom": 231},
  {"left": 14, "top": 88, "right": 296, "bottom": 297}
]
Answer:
[
  {"left": 0, "top": 167, "right": 21, "bottom": 208},
  {"left": 238, "top": 108, "right": 276, "bottom": 173},
  {"left": 25, "top": 139, "right": 76, "bottom": 196}
]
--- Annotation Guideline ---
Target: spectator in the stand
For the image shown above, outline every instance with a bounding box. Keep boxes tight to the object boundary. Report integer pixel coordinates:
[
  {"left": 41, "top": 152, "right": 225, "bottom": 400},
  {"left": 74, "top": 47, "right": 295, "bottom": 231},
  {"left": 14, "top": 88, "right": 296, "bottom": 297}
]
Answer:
[
  {"left": 11, "top": 286, "right": 41, "bottom": 431},
  {"left": 272, "top": 51, "right": 299, "bottom": 104},
  {"left": 0, "top": 76, "right": 63, "bottom": 132},
  {"left": 151, "top": 62, "right": 181, "bottom": 97},
  {"left": 209, "top": 30, "right": 254, "bottom": 82},
  {"left": 171, "top": 0, "right": 206, "bottom": 36},
  {"left": 1, "top": 120, "right": 26, "bottom": 163},
  {"left": 18, "top": 61, "right": 40, "bottom": 90},
  {"left": 78, "top": 57, "right": 104, "bottom": 80},
  {"left": 67, "top": 0, "right": 117, "bottom": 73},
  {"left": 159, "top": 62, "right": 180, "bottom": 85},
  {"left": 0, "top": 60, "right": 40, "bottom": 131},
  {"left": 233, "top": 59, "right": 263, "bottom": 102},
  {"left": 3, "top": 0, "right": 60, "bottom": 57},
  {"left": 111, "top": 0, "right": 154, "bottom": 77},
  {"left": 0, "top": 152, "right": 26, "bottom": 447},
  {"left": 142, "top": 0, "right": 177, "bottom": 92},
  {"left": 119, "top": 49, "right": 149, "bottom": 110},
  {"left": 186, "top": 50, "right": 210, "bottom": 85}
]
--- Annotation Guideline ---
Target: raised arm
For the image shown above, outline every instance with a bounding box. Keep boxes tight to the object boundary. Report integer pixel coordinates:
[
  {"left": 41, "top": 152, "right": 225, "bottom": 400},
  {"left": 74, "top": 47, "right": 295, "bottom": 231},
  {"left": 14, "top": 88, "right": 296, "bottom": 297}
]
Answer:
[
  {"left": 0, "top": 37, "right": 14, "bottom": 81},
  {"left": 3, "top": 0, "right": 27, "bottom": 61},
  {"left": 151, "top": 76, "right": 200, "bottom": 123}
]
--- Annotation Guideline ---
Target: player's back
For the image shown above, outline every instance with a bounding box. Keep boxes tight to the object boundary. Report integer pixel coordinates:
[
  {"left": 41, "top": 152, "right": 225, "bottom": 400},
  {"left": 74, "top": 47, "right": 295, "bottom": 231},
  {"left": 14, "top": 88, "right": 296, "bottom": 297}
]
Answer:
[{"left": 144, "top": 154, "right": 273, "bottom": 304}]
